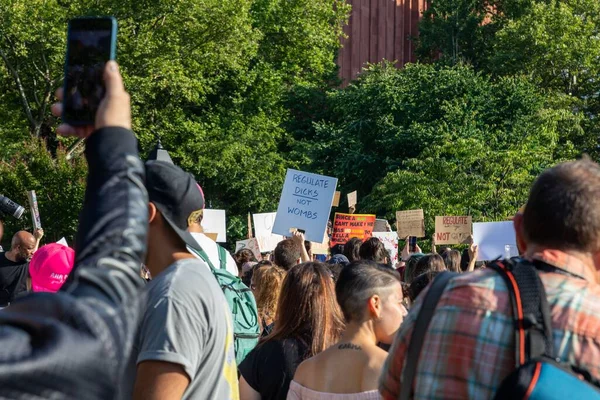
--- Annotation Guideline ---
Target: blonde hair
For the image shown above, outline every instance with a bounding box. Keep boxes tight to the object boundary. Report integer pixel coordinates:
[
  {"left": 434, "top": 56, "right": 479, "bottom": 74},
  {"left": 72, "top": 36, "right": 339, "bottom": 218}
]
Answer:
[{"left": 253, "top": 265, "right": 286, "bottom": 326}]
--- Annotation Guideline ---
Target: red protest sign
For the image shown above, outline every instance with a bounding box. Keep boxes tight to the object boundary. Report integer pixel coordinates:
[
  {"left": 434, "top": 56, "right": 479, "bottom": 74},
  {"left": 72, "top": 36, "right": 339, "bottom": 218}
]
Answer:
[{"left": 331, "top": 213, "right": 376, "bottom": 247}]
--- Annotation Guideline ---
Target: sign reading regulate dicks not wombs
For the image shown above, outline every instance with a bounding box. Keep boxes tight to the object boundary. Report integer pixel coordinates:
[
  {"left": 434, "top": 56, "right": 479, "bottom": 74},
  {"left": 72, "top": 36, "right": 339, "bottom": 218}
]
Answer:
[{"left": 272, "top": 169, "right": 337, "bottom": 243}]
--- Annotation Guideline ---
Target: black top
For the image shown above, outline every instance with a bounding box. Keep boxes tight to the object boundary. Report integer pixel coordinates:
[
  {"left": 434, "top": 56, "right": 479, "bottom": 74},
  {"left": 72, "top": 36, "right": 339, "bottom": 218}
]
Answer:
[
  {"left": 239, "top": 337, "right": 309, "bottom": 400},
  {"left": 0, "top": 252, "right": 28, "bottom": 305},
  {"left": 0, "top": 127, "right": 148, "bottom": 399}
]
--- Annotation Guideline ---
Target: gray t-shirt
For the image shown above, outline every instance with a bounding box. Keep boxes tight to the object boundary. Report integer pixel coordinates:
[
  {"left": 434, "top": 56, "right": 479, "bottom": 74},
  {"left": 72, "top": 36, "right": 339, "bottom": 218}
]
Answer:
[{"left": 135, "top": 258, "right": 239, "bottom": 399}]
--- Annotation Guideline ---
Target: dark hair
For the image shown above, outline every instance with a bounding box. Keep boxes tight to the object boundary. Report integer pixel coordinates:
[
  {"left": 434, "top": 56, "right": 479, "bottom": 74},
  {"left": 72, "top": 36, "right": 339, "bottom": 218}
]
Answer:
[
  {"left": 523, "top": 159, "right": 600, "bottom": 253},
  {"left": 343, "top": 238, "right": 362, "bottom": 262},
  {"left": 264, "top": 262, "right": 345, "bottom": 357},
  {"left": 335, "top": 260, "right": 401, "bottom": 322},
  {"left": 242, "top": 260, "right": 273, "bottom": 287},
  {"left": 331, "top": 244, "right": 345, "bottom": 256},
  {"left": 304, "top": 240, "right": 313, "bottom": 261},
  {"left": 409, "top": 271, "right": 441, "bottom": 302},
  {"left": 234, "top": 249, "right": 256, "bottom": 269},
  {"left": 273, "top": 239, "right": 301, "bottom": 271},
  {"left": 405, "top": 254, "right": 445, "bottom": 284},
  {"left": 442, "top": 250, "right": 461, "bottom": 273},
  {"left": 358, "top": 237, "right": 387, "bottom": 263}
]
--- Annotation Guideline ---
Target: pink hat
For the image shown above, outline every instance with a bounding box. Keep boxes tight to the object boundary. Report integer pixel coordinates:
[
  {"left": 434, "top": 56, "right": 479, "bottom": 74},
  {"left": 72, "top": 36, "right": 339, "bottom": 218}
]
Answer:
[{"left": 29, "top": 243, "right": 75, "bottom": 293}]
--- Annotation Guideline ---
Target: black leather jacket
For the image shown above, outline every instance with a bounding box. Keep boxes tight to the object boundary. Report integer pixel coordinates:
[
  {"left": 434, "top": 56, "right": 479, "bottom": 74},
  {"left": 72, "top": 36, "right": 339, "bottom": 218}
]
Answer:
[{"left": 0, "top": 128, "right": 148, "bottom": 399}]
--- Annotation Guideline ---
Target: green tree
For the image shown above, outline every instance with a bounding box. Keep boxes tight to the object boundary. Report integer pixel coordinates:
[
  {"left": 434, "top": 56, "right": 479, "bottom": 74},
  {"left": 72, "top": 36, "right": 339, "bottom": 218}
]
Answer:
[
  {"left": 309, "top": 63, "right": 581, "bottom": 221},
  {"left": 0, "top": 0, "right": 350, "bottom": 246},
  {"left": 0, "top": 139, "right": 87, "bottom": 247}
]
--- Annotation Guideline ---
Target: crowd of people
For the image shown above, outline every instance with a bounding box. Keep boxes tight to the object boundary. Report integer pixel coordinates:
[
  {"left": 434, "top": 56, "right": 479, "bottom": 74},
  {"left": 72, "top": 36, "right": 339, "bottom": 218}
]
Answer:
[{"left": 0, "top": 62, "right": 598, "bottom": 399}]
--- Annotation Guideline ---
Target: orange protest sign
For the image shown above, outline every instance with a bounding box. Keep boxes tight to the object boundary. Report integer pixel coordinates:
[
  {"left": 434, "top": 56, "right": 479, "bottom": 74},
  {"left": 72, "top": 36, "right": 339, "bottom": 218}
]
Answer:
[{"left": 331, "top": 213, "right": 376, "bottom": 247}]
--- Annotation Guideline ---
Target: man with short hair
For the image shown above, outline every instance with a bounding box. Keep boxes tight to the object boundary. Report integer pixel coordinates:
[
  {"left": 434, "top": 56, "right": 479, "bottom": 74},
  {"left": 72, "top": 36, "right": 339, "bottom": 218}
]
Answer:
[
  {"left": 132, "top": 160, "right": 238, "bottom": 400},
  {"left": 0, "top": 231, "right": 37, "bottom": 306},
  {"left": 188, "top": 209, "right": 238, "bottom": 276},
  {"left": 381, "top": 159, "right": 600, "bottom": 399}
]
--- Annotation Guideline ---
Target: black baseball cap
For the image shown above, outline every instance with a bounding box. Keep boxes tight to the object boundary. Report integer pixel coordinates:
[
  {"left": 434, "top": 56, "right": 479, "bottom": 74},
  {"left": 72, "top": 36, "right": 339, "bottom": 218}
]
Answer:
[{"left": 145, "top": 160, "right": 204, "bottom": 252}]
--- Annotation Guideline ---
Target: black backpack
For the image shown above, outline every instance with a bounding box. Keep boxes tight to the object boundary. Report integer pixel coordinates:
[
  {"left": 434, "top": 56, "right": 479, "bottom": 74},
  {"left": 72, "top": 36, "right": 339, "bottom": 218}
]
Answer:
[{"left": 401, "top": 260, "right": 600, "bottom": 400}]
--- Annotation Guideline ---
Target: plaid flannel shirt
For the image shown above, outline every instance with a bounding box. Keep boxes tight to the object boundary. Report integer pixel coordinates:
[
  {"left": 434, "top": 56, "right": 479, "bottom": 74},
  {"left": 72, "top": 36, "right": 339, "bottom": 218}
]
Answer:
[{"left": 380, "top": 250, "right": 600, "bottom": 399}]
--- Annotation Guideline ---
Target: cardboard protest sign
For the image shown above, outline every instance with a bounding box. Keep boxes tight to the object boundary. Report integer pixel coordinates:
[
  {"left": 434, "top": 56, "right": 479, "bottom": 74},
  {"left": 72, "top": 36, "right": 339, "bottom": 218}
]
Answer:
[
  {"left": 373, "top": 231, "right": 399, "bottom": 264},
  {"left": 272, "top": 169, "right": 337, "bottom": 243},
  {"left": 331, "top": 213, "right": 376, "bottom": 247},
  {"left": 347, "top": 191, "right": 357, "bottom": 207},
  {"left": 311, "top": 232, "right": 330, "bottom": 256},
  {"left": 201, "top": 209, "right": 227, "bottom": 242},
  {"left": 235, "top": 238, "right": 262, "bottom": 260},
  {"left": 473, "top": 221, "right": 518, "bottom": 261},
  {"left": 434, "top": 216, "right": 472, "bottom": 245},
  {"left": 396, "top": 209, "right": 425, "bottom": 238},
  {"left": 374, "top": 219, "right": 391, "bottom": 232},
  {"left": 27, "top": 191, "right": 42, "bottom": 230},
  {"left": 253, "top": 212, "right": 284, "bottom": 252},
  {"left": 332, "top": 191, "right": 341, "bottom": 207}
]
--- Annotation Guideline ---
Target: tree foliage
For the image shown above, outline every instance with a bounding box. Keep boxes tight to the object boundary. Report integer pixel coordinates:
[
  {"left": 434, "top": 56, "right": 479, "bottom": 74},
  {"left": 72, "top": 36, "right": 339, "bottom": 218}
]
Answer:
[
  {"left": 306, "top": 63, "right": 581, "bottom": 228},
  {"left": 0, "top": 0, "right": 349, "bottom": 247}
]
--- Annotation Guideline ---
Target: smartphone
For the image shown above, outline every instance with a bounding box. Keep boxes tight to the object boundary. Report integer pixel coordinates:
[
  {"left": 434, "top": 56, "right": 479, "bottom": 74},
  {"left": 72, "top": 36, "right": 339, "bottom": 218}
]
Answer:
[
  {"left": 62, "top": 17, "right": 117, "bottom": 125},
  {"left": 409, "top": 236, "right": 417, "bottom": 253}
]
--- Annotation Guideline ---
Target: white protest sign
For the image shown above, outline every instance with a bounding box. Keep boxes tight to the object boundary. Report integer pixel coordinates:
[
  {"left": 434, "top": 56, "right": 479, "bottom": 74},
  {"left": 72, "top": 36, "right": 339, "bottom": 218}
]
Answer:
[
  {"left": 272, "top": 169, "right": 337, "bottom": 243},
  {"left": 373, "top": 231, "right": 399, "bottom": 264},
  {"left": 253, "top": 212, "right": 284, "bottom": 252},
  {"left": 348, "top": 191, "right": 358, "bottom": 207},
  {"left": 27, "top": 190, "right": 42, "bottom": 230},
  {"left": 201, "top": 209, "right": 227, "bottom": 242},
  {"left": 235, "top": 238, "right": 262, "bottom": 260},
  {"left": 473, "top": 221, "right": 518, "bottom": 261}
]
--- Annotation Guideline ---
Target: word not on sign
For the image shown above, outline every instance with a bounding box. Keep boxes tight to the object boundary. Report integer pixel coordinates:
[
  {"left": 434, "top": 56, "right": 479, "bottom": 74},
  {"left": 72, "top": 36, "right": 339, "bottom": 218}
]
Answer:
[
  {"left": 435, "top": 216, "right": 472, "bottom": 245},
  {"left": 272, "top": 169, "right": 337, "bottom": 243}
]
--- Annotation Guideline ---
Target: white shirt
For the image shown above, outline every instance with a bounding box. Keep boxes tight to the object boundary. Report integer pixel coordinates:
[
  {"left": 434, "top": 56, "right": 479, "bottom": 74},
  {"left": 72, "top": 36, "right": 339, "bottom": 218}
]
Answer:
[{"left": 190, "top": 232, "right": 239, "bottom": 277}]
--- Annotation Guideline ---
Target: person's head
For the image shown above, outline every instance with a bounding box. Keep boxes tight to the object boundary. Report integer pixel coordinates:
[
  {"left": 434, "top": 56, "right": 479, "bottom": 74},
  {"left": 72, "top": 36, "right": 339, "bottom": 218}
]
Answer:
[
  {"left": 267, "top": 262, "right": 345, "bottom": 357},
  {"left": 408, "top": 270, "right": 442, "bottom": 302},
  {"left": 442, "top": 250, "right": 461, "bottom": 273},
  {"left": 144, "top": 161, "right": 205, "bottom": 273},
  {"left": 234, "top": 248, "right": 257, "bottom": 271},
  {"left": 518, "top": 159, "right": 600, "bottom": 277},
  {"left": 336, "top": 260, "right": 405, "bottom": 344},
  {"left": 29, "top": 243, "right": 75, "bottom": 292},
  {"left": 242, "top": 259, "right": 272, "bottom": 287},
  {"left": 404, "top": 253, "right": 444, "bottom": 284},
  {"left": 343, "top": 238, "right": 362, "bottom": 262},
  {"left": 304, "top": 241, "right": 313, "bottom": 260},
  {"left": 327, "top": 254, "right": 350, "bottom": 281},
  {"left": 252, "top": 265, "right": 286, "bottom": 320},
  {"left": 330, "top": 244, "right": 345, "bottom": 256},
  {"left": 359, "top": 237, "right": 388, "bottom": 264},
  {"left": 10, "top": 231, "right": 36, "bottom": 262},
  {"left": 187, "top": 209, "right": 204, "bottom": 233},
  {"left": 273, "top": 239, "right": 301, "bottom": 271}
]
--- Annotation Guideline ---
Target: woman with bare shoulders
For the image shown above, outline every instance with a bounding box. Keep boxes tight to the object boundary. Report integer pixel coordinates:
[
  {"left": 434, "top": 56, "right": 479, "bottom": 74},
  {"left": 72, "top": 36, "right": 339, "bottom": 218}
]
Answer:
[{"left": 289, "top": 260, "right": 406, "bottom": 399}]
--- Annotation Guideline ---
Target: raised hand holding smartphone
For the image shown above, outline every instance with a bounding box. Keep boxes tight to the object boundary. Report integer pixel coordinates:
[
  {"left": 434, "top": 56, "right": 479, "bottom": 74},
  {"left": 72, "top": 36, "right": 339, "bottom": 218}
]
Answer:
[{"left": 62, "top": 17, "right": 117, "bottom": 126}]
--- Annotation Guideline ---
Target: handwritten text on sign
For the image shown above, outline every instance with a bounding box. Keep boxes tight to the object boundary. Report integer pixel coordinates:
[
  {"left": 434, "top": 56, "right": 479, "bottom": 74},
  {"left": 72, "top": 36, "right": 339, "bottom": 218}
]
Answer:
[
  {"left": 331, "top": 213, "right": 376, "bottom": 246},
  {"left": 434, "top": 216, "right": 472, "bottom": 245},
  {"left": 272, "top": 169, "right": 337, "bottom": 243},
  {"left": 396, "top": 209, "right": 425, "bottom": 238}
]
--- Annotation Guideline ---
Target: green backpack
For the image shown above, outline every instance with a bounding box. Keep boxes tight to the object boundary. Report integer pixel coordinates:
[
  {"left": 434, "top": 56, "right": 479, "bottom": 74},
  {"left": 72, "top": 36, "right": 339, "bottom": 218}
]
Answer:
[{"left": 190, "top": 244, "right": 260, "bottom": 365}]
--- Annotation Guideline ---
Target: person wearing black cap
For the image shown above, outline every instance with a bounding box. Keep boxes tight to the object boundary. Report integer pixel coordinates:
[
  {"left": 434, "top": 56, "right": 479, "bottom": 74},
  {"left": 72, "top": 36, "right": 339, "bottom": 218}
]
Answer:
[{"left": 132, "top": 160, "right": 239, "bottom": 400}]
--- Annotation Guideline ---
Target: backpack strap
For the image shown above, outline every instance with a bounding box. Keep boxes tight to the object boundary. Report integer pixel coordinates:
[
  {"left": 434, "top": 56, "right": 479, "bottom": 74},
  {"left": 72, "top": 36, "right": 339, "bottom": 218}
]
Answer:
[
  {"left": 487, "top": 259, "right": 554, "bottom": 367},
  {"left": 217, "top": 245, "right": 227, "bottom": 271},
  {"left": 400, "top": 271, "right": 456, "bottom": 400},
  {"left": 188, "top": 245, "right": 217, "bottom": 270}
]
